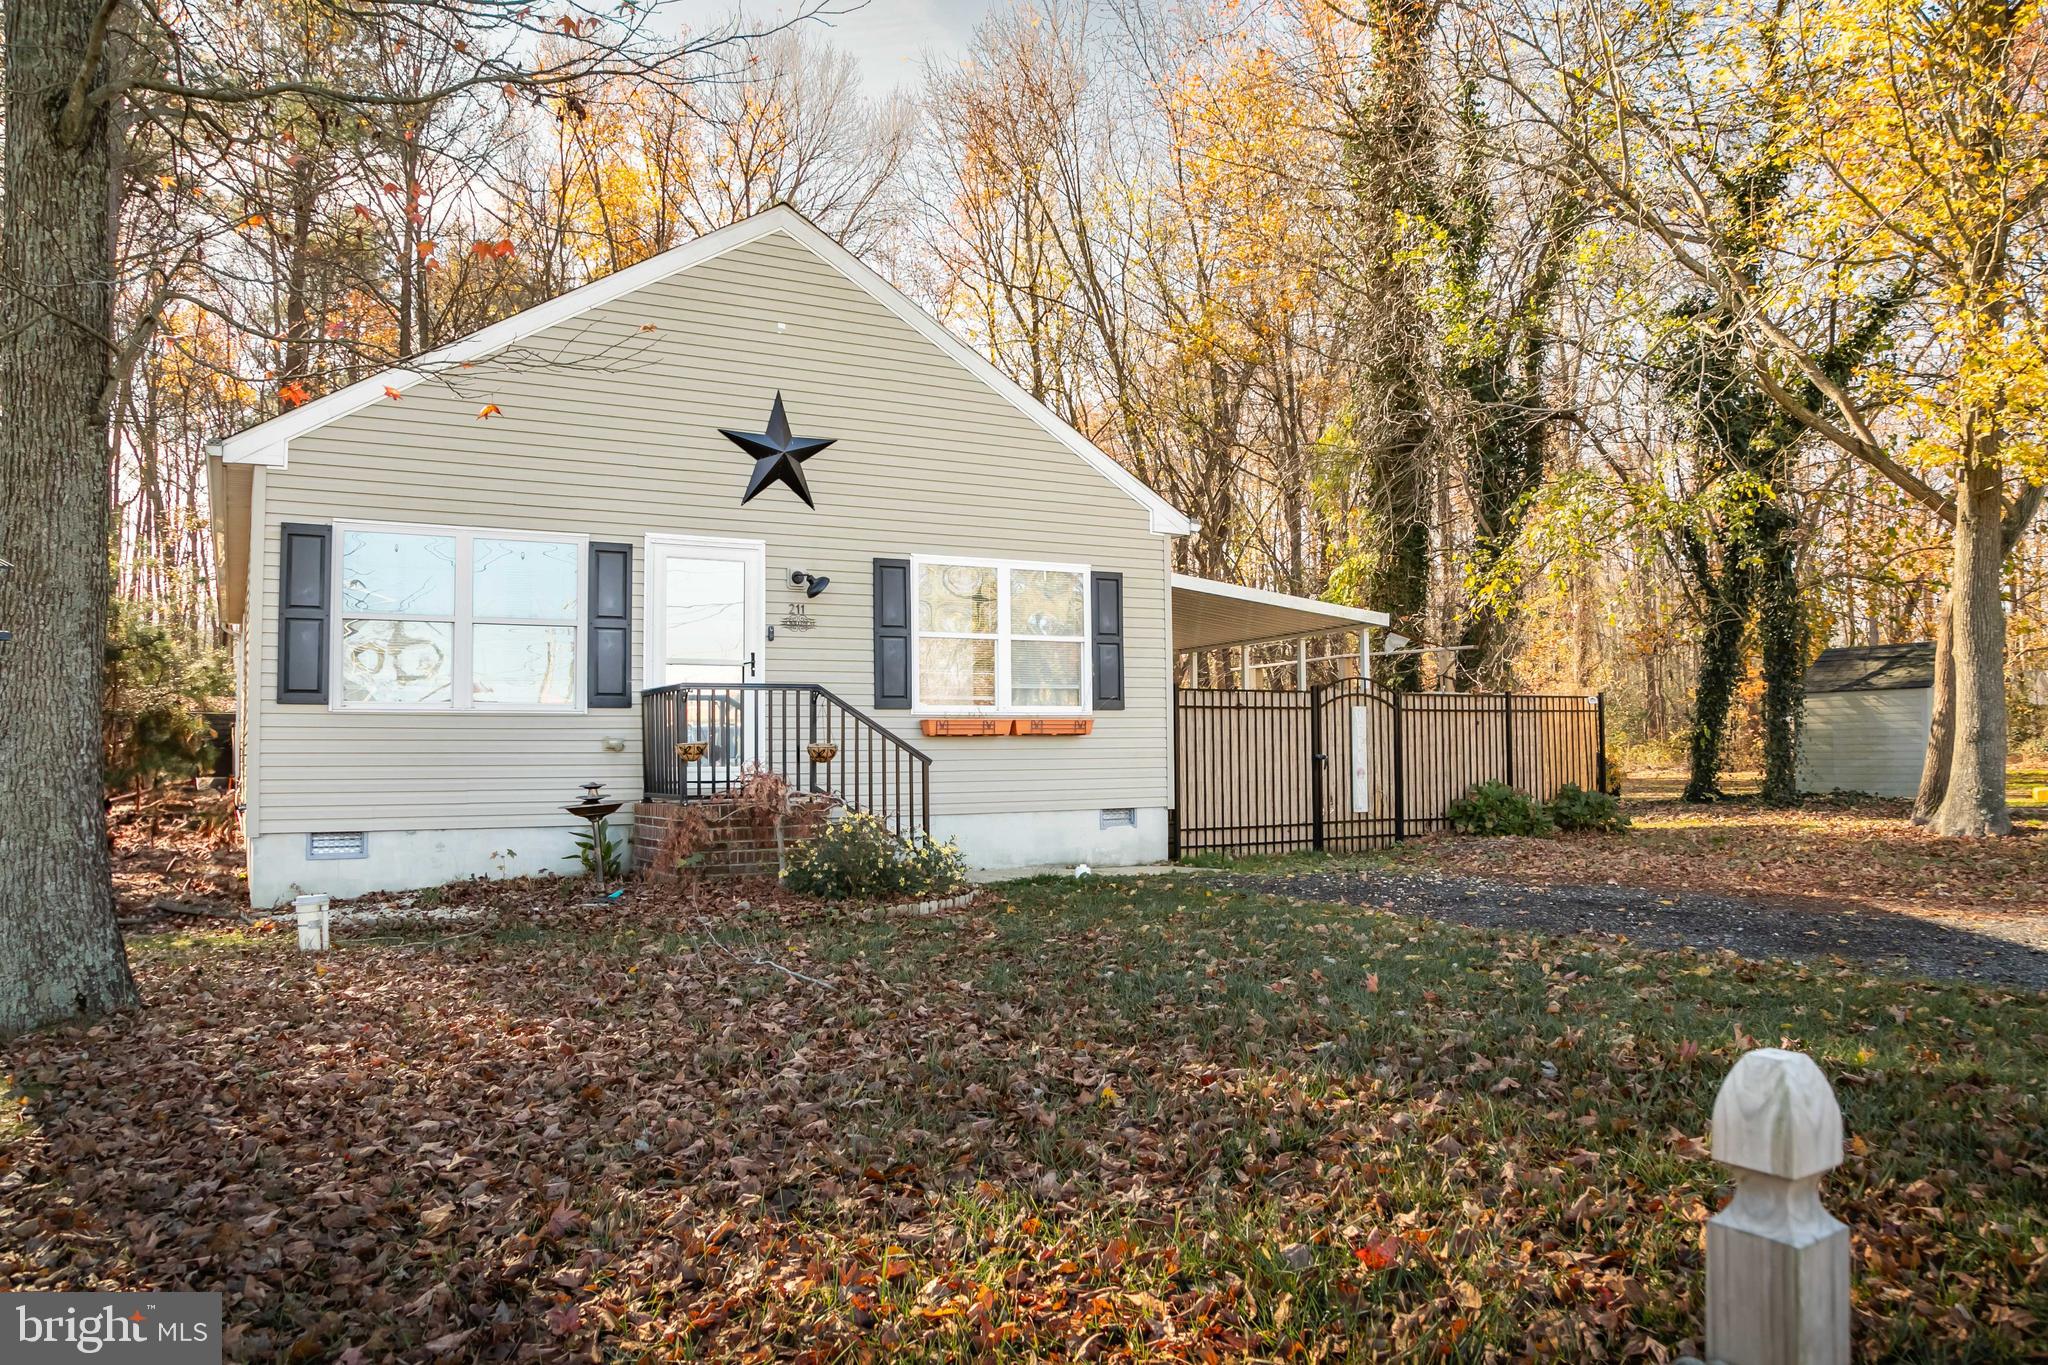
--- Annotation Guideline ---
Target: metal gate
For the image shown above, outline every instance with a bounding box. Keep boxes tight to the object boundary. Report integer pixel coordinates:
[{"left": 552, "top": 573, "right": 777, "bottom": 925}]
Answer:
[{"left": 1171, "top": 680, "right": 1606, "bottom": 857}]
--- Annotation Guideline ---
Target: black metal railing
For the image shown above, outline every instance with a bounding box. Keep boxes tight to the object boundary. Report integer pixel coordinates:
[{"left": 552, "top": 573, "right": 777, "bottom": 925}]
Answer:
[{"left": 641, "top": 682, "right": 933, "bottom": 838}]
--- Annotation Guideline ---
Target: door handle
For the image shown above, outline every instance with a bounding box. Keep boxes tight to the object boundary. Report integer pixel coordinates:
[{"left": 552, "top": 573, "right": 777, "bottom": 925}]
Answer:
[{"left": 746, "top": 652, "right": 758, "bottom": 678}]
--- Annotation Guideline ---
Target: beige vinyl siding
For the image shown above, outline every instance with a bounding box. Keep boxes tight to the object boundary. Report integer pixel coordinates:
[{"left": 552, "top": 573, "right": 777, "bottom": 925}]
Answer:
[{"left": 248, "top": 229, "right": 1171, "bottom": 836}]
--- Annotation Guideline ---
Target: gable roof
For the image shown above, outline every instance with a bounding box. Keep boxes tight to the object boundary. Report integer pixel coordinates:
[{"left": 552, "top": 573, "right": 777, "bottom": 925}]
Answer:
[
  {"left": 1804, "top": 643, "right": 1936, "bottom": 693},
  {"left": 207, "top": 206, "right": 1193, "bottom": 536}
]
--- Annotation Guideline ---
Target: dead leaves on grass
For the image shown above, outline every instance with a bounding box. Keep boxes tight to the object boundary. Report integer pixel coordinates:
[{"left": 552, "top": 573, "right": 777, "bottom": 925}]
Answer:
[
  {"left": 1, "top": 877, "right": 2041, "bottom": 1361},
  {"left": 1408, "top": 792, "right": 2048, "bottom": 922}
]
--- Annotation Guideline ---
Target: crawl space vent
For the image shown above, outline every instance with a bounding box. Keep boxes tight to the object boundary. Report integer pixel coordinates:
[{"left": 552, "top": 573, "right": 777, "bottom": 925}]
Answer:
[
  {"left": 307, "top": 831, "right": 368, "bottom": 861},
  {"left": 1099, "top": 808, "right": 1137, "bottom": 830}
]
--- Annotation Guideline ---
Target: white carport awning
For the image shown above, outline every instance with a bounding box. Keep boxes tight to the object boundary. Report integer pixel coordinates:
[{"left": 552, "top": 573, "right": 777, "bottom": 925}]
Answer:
[{"left": 1171, "top": 574, "right": 1390, "bottom": 652}]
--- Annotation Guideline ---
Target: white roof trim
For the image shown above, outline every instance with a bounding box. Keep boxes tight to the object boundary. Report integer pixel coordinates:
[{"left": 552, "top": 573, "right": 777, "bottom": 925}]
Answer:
[
  {"left": 1172, "top": 573, "right": 1390, "bottom": 629},
  {"left": 208, "top": 206, "right": 1195, "bottom": 536}
]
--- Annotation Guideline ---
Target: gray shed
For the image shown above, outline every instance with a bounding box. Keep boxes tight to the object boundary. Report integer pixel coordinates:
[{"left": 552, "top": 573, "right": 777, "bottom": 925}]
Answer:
[{"left": 1797, "top": 643, "right": 1935, "bottom": 797}]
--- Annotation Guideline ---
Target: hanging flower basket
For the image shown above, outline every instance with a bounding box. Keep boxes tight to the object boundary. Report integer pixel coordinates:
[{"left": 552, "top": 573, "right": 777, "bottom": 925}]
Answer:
[
  {"left": 675, "top": 740, "right": 709, "bottom": 764},
  {"left": 807, "top": 741, "right": 840, "bottom": 764}
]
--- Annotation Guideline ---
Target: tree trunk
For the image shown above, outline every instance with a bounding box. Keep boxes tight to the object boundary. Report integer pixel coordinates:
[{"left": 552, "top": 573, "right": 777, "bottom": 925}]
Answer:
[
  {"left": 1366, "top": 440, "right": 1431, "bottom": 692},
  {"left": 0, "top": 0, "right": 141, "bottom": 1030},
  {"left": 1932, "top": 460, "right": 2010, "bottom": 835},
  {"left": 1348, "top": 0, "right": 1440, "bottom": 694},
  {"left": 1753, "top": 508, "right": 1804, "bottom": 803},
  {"left": 1684, "top": 560, "right": 1751, "bottom": 802},
  {"left": 1912, "top": 596, "right": 1955, "bottom": 824}
]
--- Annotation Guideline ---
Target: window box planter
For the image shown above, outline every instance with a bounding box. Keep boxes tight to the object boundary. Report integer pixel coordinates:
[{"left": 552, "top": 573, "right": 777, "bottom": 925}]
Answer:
[
  {"left": 1015, "top": 717, "right": 1092, "bottom": 736},
  {"left": 921, "top": 717, "right": 1014, "bottom": 737}
]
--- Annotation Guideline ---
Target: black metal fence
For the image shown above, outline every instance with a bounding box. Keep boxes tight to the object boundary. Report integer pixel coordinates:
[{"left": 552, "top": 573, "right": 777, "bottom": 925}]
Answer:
[
  {"left": 642, "top": 682, "right": 933, "bottom": 839},
  {"left": 1172, "top": 678, "right": 1605, "bottom": 857}
]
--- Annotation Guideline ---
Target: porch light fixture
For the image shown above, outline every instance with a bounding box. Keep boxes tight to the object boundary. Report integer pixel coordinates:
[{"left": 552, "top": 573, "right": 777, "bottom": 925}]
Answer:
[{"left": 790, "top": 569, "right": 830, "bottom": 599}]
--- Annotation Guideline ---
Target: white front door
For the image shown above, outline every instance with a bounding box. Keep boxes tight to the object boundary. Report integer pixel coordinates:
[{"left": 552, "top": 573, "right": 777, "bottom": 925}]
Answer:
[{"left": 646, "top": 536, "right": 766, "bottom": 686}]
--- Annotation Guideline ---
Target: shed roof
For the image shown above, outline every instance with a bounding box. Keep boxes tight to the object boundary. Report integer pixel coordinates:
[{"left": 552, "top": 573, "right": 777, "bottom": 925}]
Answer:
[{"left": 1803, "top": 643, "right": 1936, "bottom": 693}]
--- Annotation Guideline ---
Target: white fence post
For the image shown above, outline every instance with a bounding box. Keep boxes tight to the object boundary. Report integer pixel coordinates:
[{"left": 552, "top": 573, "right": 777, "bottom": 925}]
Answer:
[{"left": 1705, "top": 1048, "right": 1851, "bottom": 1365}]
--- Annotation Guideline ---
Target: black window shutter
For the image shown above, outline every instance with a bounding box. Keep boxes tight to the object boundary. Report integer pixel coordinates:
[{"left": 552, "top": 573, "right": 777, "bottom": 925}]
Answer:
[
  {"left": 1091, "top": 571, "right": 1125, "bottom": 710},
  {"left": 873, "top": 558, "right": 912, "bottom": 709},
  {"left": 277, "top": 522, "right": 331, "bottom": 704},
  {"left": 588, "top": 542, "right": 633, "bottom": 708}
]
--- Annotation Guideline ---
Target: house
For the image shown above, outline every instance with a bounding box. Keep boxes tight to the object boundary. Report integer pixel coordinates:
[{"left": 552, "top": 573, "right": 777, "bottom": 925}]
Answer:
[
  {"left": 1797, "top": 643, "right": 1936, "bottom": 798},
  {"left": 208, "top": 207, "right": 1386, "bottom": 906}
]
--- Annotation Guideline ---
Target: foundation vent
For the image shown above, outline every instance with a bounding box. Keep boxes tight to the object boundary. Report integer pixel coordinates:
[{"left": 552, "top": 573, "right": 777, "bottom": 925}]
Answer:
[{"left": 306, "top": 831, "right": 368, "bottom": 861}]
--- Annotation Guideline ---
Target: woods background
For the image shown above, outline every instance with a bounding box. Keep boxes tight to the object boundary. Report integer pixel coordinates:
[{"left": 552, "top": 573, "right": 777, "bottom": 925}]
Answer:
[{"left": 76, "top": 0, "right": 2048, "bottom": 780}]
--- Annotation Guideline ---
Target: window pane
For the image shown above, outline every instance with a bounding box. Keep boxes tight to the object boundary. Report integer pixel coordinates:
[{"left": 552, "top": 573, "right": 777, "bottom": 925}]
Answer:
[
  {"left": 474, "top": 538, "right": 578, "bottom": 620},
  {"left": 340, "top": 531, "right": 455, "bottom": 615},
  {"left": 340, "top": 618, "right": 453, "bottom": 704},
  {"left": 1012, "top": 639, "right": 1083, "bottom": 708},
  {"left": 663, "top": 662, "right": 745, "bottom": 686},
  {"left": 919, "top": 563, "right": 997, "bottom": 634},
  {"left": 472, "top": 624, "right": 576, "bottom": 706},
  {"left": 1011, "top": 569, "right": 1084, "bottom": 636},
  {"left": 664, "top": 558, "right": 746, "bottom": 661},
  {"left": 918, "top": 636, "right": 996, "bottom": 707}
]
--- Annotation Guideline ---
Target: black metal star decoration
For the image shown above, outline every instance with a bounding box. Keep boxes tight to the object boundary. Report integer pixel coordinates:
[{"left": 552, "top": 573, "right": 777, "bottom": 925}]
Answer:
[{"left": 719, "top": 393, "right": 836, "bottom": 509}]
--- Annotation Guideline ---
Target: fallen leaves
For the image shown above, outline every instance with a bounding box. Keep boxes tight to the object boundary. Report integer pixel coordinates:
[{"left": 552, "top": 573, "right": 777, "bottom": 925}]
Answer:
[
  {"left": 1351, "top": 1232, "right": 1400, "bottom": 1271},
  {"left": 2, "top": 867, "right": 2039, "bottom": 1361},
  {"left": 1401, "top": 780, "right": 2048, "bottom": 927}
]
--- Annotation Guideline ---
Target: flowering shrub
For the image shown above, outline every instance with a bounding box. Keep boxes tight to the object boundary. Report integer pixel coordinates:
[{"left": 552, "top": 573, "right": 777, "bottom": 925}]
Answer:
[{"left": 782, "top": 811, "right": 967, "bottom": 903}]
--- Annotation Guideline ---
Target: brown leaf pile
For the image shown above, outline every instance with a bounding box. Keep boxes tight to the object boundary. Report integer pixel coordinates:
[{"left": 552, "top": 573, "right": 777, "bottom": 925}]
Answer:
[{"left": 109, "top": 787, "right": 245, "bottom": 922}]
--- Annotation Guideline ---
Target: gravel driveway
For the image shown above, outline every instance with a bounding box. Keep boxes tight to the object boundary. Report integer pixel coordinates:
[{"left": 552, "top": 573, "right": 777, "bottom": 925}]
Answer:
[{"left": 1215, "top": 865, "right": 2048, "bottom": 991}]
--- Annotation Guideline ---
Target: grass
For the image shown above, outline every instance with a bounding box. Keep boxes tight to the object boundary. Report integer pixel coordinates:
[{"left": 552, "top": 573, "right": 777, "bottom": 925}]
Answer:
[
  {"left": 2008, "top": 769, "right": 2048, "bottom": 809},
  {"left": 4, "top": 878, "right": 2042, "bottom": 1359}
]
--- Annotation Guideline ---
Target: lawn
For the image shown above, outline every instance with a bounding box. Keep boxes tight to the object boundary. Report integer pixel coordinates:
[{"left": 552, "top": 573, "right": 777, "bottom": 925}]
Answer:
[{"left": 3, "top": 877, "right": 2042, "bottom": 1360}]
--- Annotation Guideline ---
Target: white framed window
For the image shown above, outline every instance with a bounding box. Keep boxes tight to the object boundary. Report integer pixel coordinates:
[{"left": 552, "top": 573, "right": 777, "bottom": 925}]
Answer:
[
  {"left": 911, "top": 555, "right": 1089, "bottom": 714},
  {"left": 333, "top": 520, "right": 586, "bottom": 712}
]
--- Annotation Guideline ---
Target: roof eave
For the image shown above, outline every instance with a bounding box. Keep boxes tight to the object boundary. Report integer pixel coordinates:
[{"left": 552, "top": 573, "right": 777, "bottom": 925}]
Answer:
[{"left": 1171, "top": 572, "right": 1391, "bottom": 627}]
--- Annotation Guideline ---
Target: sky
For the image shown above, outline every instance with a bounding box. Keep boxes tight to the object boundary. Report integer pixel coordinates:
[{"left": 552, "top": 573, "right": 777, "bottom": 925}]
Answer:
[{"left": 767, "top": 0, "right": 999, "bottom": 91}]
